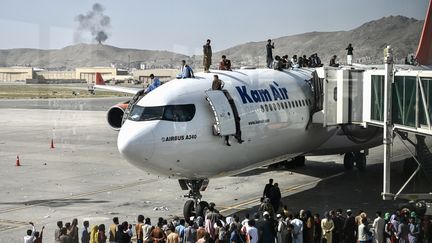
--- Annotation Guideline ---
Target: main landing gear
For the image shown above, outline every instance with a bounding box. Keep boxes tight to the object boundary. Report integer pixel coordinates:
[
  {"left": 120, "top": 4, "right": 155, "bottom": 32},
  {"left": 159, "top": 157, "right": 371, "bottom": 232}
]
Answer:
[
  {"left": 343, "top": 151, "right": 367, "bottom": 171},
  {"left": 179, "top": 179, "right": 210, "bottom": 220}
]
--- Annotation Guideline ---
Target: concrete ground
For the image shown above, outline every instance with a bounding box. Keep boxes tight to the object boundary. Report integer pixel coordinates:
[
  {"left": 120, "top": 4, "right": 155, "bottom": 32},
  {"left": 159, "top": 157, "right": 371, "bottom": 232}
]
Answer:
[{"left": 0, "top": 98, "right": 428, "bottom": 242}]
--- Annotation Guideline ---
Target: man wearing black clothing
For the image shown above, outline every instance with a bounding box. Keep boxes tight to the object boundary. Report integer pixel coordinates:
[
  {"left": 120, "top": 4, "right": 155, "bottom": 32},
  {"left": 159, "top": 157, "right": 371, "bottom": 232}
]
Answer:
[
  {"left": 263, "top": 179, "right": 274, "bottom": 199},
  {"left": 266, "top": 39, "right": 275, "bottom": 68},
  {"left": 269, "top": 183, "right": 281, "bottom": 213},
  {"left": 343, "top": 209, "right": 357, "bottom": 243},
  {"left": 346, "top": 43, "right": 354, "bottom": 65}
]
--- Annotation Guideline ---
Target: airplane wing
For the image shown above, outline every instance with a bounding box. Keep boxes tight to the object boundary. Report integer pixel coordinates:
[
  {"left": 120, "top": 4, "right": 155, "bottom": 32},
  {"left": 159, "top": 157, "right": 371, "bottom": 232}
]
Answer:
[
  {"left": 94, "top": 84, "right": 142, "bottom": 94},
  {"left": 93, "top": 72, "right": 143, "bottom": 94}
]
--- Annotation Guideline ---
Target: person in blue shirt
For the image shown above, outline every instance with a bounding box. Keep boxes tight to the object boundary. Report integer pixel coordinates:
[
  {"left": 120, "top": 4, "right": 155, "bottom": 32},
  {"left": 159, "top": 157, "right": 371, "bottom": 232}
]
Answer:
[
  {"left": 81, "top": 221, "right": 90, "bottom": 243},
  {"left": 177, "top": 60, "right": 195, "bottom": 79},
  {"left": 145, "top": 74, "right": 161, "bottom": 93}
]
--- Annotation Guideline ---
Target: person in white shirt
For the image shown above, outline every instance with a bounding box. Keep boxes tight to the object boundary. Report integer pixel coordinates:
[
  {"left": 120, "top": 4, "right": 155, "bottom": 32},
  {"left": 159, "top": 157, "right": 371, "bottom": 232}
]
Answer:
[
  {"left": 241, "top": 213, "right": 250, "bottom": 227},
  {"left": 373, "top": 211, "right": 385, "bottom": 243},
  {"left": 24, "top": 222, "right": 35, "bottom": 243},
  {"left": 142, "top": 218, "right": 153, "bottom": 243},
  {"left": 291, "top": 214, "right": 304, "bottom": 243},
  {"left": 246, "top": 219, "right": 259, "bottom": 243},
  {"left": 358, "top": 217, "right": 369, "bottom": 243}
]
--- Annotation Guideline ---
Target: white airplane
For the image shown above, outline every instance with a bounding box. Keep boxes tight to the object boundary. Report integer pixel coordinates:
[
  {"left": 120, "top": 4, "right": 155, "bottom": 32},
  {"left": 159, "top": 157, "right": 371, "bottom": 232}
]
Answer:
[
  {"left": 94, "top": 68, "right": 383, "bottom": 217},
  {"left": 94, "top": 2, "right": 432, "bottom": 219}
]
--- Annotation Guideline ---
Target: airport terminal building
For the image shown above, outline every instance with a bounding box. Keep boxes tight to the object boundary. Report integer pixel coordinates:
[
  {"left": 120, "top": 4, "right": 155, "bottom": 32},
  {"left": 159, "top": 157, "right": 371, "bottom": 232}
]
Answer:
[{"left": 0, "top": 66, "right": 178, "bottom": 84}]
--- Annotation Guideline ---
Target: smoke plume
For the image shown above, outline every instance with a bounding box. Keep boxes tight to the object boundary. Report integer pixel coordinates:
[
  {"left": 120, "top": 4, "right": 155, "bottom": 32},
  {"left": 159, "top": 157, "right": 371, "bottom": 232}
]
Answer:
[{"left": 75, "top": 3, "right": 111, "bottom": 44}]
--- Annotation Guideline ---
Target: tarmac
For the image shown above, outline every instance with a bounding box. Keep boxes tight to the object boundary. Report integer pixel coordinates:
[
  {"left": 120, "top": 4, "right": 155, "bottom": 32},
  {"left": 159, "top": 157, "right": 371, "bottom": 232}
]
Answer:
[{"left": 0, "top": 98, "right": 428, "bottom": 242}]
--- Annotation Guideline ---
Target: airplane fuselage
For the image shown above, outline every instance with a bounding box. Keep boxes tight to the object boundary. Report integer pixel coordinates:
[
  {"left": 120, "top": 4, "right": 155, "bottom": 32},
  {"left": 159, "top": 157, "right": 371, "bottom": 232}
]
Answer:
[{"left": 117, "top": 68, "right": 376, "bottom": 179}]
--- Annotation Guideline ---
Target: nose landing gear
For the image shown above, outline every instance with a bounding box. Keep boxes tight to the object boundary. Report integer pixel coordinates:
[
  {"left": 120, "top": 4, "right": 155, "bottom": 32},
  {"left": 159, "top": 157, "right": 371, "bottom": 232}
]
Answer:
[
  {"left": 344, "top": 151, "right": 367, "bottom": 171},
  {"left": 179, "top": 179, "right": 210, "bottom": 220}
]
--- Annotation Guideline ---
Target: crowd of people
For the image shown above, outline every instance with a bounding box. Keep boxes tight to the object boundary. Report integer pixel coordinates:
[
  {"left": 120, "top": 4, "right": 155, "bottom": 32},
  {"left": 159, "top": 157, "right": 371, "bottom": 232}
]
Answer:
[
  {"left": 22, "top": 178, "right": 432, "bottom": 243},
  {"left": 173, "top": 38, "right": 353, "bottom": 82},
  {"left": 267, "top": 40, "right": 355, "bottom": 70}
]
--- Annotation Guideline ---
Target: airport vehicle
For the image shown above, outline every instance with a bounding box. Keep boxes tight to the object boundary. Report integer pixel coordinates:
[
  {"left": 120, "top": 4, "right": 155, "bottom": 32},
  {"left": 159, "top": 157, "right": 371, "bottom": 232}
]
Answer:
[{"left": 94, "top": 2, "right": 432, "bottom": 219}]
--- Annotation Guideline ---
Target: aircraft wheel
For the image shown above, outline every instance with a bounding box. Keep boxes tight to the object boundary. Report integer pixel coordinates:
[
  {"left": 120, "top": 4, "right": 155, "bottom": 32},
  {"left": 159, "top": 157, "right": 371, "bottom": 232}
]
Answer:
[
  {"left": 355, "top": 152, "right": 367, "bottom": 171},
  {"left": 283, "top": 160, "right": 295, "bottom": 169},
  {"left": 294, "top": 156, "right": 306, "bottom": 167},
  {"left": 343, "top": 152, "right": 355, "bottom": 170},
  {"left": 195, "top": 201, "right": 209, "bottom": 218},
  {"left": 183, "top": 200, "right": 195, "bottom": 220}
]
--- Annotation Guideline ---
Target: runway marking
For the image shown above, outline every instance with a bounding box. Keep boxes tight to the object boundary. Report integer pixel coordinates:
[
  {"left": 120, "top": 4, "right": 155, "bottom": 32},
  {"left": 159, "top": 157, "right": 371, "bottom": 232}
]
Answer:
[
  {"left": 219, "top": 171, "right": 345, "bottom": 214},
  {"left": 0, "top": 219, "right": 30, "bottom": 233},
  {"left": 0, "top": 179, "right": 154, "bottom": 215}
]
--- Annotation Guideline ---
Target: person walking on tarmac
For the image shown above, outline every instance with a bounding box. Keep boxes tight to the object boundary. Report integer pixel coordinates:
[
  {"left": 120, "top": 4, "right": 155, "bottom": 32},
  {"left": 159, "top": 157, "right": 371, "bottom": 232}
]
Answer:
[
  {"left": 263, "top": 179, "right": 274, "bottom": 199},
  {"left": 269, "top": 183, "right": 281, "bottom": 213},
  {"left": 203, "top": 39, "right": 212, "bottom": 73}
]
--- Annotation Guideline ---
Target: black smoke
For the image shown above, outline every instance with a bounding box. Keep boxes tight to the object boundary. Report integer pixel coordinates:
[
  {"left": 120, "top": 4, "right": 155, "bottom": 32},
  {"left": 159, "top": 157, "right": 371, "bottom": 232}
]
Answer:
[{"left": 75, "top": 3, "right": 111, "bottom": 44}]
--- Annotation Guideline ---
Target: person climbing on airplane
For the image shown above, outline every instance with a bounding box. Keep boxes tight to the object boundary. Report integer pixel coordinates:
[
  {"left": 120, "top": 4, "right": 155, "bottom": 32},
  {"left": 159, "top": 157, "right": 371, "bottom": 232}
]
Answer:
[
  {"left": 203, "top": 39, "right": 212, "bottom": 73},
  {"left": 144, "top": 74, "right": 161, "bottom": 93},
  {"left": 266, "top": 39, "right": 275, "bottom": 68},
  {"left": 177, "top": 60, "right": 195, "bottom": 79},
  {"left": 219, "top": 55, "right": 232, "bottom": 71},
  {"left": 212, "top": 75, "right": 231, "bottom": 146},
  {"left": 346, "top": 43, "right": 354, "bottom": 65},
  {"left": 329, "top": 55, "right": 339, "bottom": 67}
]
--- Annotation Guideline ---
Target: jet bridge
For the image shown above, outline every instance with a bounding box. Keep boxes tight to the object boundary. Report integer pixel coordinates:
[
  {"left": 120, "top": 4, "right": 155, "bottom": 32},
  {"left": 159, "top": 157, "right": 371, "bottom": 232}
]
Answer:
[{"left": 311, "top": 58, "right": 432, "bottom": 202}]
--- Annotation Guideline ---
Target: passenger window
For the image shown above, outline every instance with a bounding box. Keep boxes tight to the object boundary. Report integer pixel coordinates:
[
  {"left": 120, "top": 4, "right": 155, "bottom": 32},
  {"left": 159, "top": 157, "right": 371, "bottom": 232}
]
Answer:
[
  {"left": 265, "top": 104, "right": 269, "bottom": 112},
  {"left": 261, "top": 105, "right": 265, "bottom": 112},
  {"left": 288, "top": 102, "right": 291, "bottom": 108},
  {"left": 302, "top": 100, "right": 306, "bottom": 106},
  {"left": 295, "top": 101, "right": 299, "bottom": 107},
  {"left": 277, "top": 103, "right": 281, "bottom": 110}
]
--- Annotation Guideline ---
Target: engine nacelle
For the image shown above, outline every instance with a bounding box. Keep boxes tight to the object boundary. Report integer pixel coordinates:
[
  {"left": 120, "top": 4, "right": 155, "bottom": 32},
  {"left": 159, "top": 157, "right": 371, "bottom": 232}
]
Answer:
[{"left": 107, "top": 102, "right": 129, "bottom": 130}]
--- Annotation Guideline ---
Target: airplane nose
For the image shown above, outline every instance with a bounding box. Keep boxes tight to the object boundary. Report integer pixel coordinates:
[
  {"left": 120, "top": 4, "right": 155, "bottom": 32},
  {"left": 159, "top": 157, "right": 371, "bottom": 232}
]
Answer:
[{"left": 117, "top": 120, "right": 155, "bottom": 167}]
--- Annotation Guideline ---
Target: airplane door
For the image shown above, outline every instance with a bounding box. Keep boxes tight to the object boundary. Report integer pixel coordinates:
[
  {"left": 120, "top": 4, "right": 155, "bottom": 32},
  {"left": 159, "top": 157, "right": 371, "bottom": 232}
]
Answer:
[{"left": 205, "top": 90, "right": 236, "bottom": 136}]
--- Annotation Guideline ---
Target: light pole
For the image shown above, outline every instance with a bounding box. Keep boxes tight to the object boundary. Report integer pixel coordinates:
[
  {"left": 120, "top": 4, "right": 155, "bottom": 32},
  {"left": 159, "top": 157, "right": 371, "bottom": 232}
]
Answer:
[{"left": 128, "top": 55, "right": 130, "bottom": 71}]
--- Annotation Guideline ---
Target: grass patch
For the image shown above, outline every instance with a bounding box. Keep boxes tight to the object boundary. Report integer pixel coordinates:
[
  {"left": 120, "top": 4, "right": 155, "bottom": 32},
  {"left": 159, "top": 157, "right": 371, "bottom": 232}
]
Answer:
[{"left": 0, "top": 84, "right": 131, "bottom": 99}]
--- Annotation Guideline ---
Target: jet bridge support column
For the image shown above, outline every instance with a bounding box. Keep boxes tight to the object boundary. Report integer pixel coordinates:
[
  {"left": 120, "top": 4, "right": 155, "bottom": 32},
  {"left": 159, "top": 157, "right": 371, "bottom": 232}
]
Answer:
[{"left": 383, "top": 47, "right": 394, "bottom": 200}]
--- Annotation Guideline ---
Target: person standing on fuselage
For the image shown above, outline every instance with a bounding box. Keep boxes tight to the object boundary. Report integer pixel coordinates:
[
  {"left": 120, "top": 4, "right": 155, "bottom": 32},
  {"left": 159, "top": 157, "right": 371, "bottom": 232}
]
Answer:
[
  {"left": 266, "top": 39, "right": 275, "bottom": 68},
  {"left": 203, "top": 39, "right": 212, "bottom": 73},
  {"left": 346, "top": 43, "right": 354, "bottom": 65}
]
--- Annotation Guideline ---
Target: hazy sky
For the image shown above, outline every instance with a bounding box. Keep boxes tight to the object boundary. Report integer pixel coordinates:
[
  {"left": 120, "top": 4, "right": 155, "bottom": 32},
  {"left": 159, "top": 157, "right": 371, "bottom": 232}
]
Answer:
[{"left": 0, "top": 0, "right": 429, "bottom": 55}]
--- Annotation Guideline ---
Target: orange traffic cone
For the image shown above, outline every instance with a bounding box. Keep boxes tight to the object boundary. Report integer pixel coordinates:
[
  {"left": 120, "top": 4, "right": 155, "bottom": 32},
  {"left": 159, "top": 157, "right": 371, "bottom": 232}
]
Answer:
[
  {"left": 50, "top": 139, "right": 55, "bottom": 149},
  {"left": 16, "top": 155, "right": 21, "bottom": 166}
]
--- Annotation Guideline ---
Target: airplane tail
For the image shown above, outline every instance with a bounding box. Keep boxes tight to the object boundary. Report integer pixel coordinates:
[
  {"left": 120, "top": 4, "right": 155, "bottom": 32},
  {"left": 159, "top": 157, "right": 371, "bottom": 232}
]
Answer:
[
  {"left": 416, "top": 0, "right": 432, "bottom": 65},
  {"left": 95, "top": 72, "right": 105, "bottom": 85}
]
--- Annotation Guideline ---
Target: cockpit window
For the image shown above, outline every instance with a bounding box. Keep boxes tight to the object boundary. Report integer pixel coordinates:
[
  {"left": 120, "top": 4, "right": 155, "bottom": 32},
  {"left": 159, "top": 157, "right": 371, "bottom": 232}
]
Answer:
[{"left": 128, "top": 104, "right": 196, "bottom": 122}]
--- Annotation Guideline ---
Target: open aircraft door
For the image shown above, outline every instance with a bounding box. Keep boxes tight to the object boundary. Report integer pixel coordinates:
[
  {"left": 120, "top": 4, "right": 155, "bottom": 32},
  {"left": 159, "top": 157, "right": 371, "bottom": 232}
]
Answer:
[{"left": 205, "top": 90, "right": 237, "bottom": 136}]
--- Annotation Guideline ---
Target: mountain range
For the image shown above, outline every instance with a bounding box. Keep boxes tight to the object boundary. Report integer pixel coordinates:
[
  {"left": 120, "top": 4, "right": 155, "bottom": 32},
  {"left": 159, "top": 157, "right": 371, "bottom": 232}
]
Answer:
[{"left": 0, "top": 15, "right": 424, "bottom": 70}]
